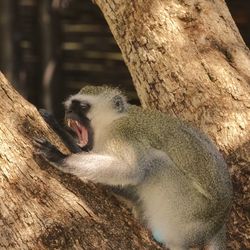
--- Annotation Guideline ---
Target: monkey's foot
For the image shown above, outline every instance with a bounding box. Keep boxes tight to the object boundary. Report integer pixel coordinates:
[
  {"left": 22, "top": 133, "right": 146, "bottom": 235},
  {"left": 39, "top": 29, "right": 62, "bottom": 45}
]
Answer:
[{"left": 152, "top": 229, "right": 165, "bottom": 244}]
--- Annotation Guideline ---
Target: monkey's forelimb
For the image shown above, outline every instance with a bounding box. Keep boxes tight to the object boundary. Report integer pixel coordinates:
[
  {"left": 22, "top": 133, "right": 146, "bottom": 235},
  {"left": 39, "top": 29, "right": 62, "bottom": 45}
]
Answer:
[{"left": 34, "top": 137, "right": 144, "bottom": 186}]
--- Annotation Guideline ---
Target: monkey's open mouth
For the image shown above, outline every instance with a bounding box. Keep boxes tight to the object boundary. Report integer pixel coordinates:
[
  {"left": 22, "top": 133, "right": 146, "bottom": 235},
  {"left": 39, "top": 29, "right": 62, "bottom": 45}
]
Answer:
[{"left": 67, "top": 119, "right": 88, "bottom": 147}]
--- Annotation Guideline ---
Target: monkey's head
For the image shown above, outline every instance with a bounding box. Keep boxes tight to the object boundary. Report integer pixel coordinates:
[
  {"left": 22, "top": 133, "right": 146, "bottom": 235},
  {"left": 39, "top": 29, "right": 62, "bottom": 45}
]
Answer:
[{"left": 64, "top": 85, "right": 128, "bottom": 150}]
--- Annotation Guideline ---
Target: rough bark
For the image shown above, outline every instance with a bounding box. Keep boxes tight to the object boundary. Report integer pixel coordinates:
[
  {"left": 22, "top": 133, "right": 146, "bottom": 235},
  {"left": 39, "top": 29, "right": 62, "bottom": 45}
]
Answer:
[
  {"left": 94, "top": 0, "right": 250, "bottom": 249},
  {"left": 0, "top": 73, "right": 162, "bottom": 249}
]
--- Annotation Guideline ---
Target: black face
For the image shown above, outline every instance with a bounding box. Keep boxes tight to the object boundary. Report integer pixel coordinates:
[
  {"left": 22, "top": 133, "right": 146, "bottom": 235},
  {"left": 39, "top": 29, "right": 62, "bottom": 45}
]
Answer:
[{"left": 65, "top": 99, "right": 93, "bottom": 151}]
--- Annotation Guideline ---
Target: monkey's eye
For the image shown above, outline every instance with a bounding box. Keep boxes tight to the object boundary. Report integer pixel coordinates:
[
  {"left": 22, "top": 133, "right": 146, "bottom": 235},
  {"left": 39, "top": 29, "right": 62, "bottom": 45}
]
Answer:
[{"left": 80, "top": 102, "right": 90, "bottom": 111}]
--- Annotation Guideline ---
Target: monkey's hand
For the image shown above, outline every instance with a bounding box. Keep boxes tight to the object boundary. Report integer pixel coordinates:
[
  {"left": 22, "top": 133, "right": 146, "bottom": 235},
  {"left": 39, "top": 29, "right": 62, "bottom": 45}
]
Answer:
[
  {"left": 39, "top": 109, "right": 82, "bottom": 154},
  {"left": 39, "top": 109, "right": 59, "bottom": 130},
  {"left": 34, "top": 138, "right": 66, "bottom": 166}
]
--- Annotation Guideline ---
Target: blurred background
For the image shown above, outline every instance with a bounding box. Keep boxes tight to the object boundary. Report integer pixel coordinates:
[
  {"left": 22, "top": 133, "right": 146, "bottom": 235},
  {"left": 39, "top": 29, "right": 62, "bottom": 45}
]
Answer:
[{"left": 0, "top": 0, "right": 249, "bottom": 121}]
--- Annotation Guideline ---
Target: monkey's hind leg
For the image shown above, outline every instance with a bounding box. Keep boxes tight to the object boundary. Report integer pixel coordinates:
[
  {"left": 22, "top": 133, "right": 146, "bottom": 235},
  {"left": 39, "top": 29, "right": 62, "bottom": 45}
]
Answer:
[{"left": 205, "top": 225, "right": 226, "bottom": 250}]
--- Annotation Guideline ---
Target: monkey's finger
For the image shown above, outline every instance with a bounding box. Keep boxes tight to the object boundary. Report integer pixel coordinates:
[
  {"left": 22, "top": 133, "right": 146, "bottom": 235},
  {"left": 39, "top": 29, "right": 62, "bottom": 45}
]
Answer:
[
  {"left": 33, "top": 141, "right": 54, "bottom": 159},
  {"left": 39, "top": 109, "right": 59, "bottom": 128},
  {"left": 39, "top": 109, "right": 52, "bottom": 123},
  {"left": 34, "top": 149, "right": 46, "bottom": 156},
  {"left": 39, "top": 108, "right": 49, "bottom": 117},
  {"left": 33, "top": 137, "right": 47, "bottom": 145},
  {"left": 33, "top": 138, "right": 52, "bottom": 150}
]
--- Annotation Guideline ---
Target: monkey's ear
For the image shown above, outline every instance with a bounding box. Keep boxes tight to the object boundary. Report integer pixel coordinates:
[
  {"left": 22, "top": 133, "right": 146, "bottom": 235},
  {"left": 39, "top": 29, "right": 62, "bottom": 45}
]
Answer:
[{"left": 112, "top": 95, "right": 127, "bottom": 113}]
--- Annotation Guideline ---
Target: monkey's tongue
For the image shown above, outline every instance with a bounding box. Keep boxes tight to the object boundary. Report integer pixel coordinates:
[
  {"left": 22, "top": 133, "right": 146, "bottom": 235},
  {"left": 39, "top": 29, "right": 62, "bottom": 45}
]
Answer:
[
  {"left": 78, "top": 126, "right": 88, "bottom": 147},
  {"left": 68, "top": 120, "right": 88, "bottom": 147}
]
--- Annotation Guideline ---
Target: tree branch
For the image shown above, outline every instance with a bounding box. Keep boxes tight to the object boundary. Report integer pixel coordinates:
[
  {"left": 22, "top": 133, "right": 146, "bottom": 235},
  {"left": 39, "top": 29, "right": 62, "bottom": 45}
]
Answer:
[{"left": 0, "top": 72, "right": 162, "bottom": 249}]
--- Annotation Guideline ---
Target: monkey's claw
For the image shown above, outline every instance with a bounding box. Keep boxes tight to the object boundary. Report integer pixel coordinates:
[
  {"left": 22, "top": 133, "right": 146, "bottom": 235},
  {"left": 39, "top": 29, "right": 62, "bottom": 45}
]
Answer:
[
  {"left": 34, "top": 137, "right": 52, "bottom": 150},
  {"left": 39, "top": 108, "right": 50, "bottom": 119},
  {"left": 33, "top": 137, "right": 66, "bottom": 164},
  {"left": 39, "top": 109, "right": 59, "bottom": 129}
]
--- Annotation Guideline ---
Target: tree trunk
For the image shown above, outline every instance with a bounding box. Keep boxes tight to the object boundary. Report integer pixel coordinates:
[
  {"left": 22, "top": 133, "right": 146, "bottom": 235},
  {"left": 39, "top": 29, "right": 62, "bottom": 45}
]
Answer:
[
  {"left": 0, "top": 73, "right": 162, "bottom": 249},
  {"left": 94, "top": 0, "right": 250, "bottom": 249}
]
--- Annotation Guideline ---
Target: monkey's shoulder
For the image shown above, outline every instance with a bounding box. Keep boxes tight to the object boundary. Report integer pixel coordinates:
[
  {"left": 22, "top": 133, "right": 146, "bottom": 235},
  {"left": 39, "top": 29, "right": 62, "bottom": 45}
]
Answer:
[
  {"left": 109, "top": 105, "right": 214, "bottom": 151},
  {"left": 107, "top": 108, "right": 158, "bottom": 147}
]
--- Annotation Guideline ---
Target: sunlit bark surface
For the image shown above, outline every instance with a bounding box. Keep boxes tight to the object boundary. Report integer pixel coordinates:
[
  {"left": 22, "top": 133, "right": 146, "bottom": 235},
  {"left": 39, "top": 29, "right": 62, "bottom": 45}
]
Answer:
[
  {"left": 0, "top": 73, "right": 162, "bottom": 249},
  {"left": 95, "top": 0, "right": 250, "bottom": 249}
]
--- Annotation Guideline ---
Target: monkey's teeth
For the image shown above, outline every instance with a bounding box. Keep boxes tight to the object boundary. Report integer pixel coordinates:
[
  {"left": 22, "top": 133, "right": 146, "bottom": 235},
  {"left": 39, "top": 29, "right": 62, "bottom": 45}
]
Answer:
[
  {"left": 77, "top": 142, "right": 85, "bottom": 147},
  {"left": 67, "top": 119, "right": 71, "bottom": 127}
]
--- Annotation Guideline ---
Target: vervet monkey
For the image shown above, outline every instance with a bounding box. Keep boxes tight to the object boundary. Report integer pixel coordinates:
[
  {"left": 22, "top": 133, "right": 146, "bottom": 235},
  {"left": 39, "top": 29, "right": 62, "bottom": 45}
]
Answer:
[{"left": 35, "top": 86, "right": 232, "bottom": 250}]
